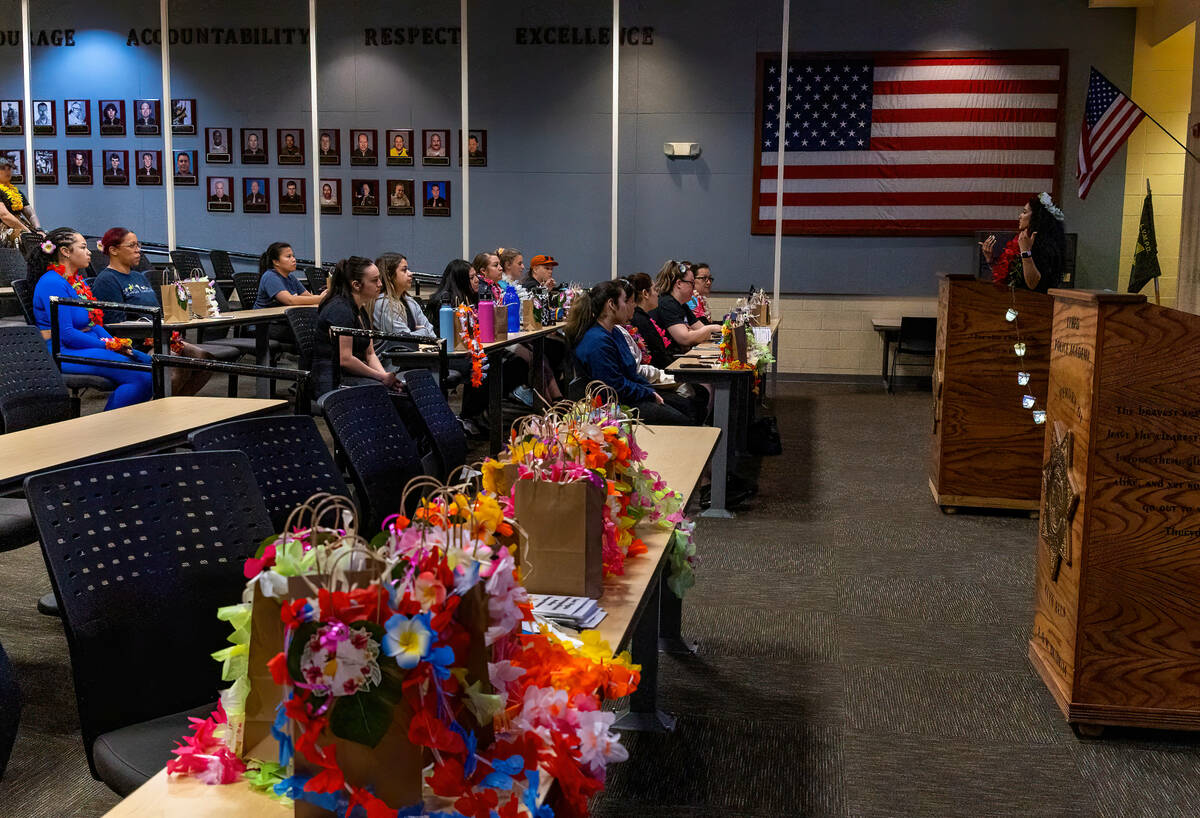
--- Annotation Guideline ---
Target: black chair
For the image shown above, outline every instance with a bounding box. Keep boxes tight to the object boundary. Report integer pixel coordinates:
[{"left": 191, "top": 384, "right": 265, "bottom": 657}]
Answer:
[
  {"left": 25, "top": 451, "right": 275, "bottom": 795},
  {"left": 208, "top": 249, "right": 237, "bottom": 299},
  {"left": 318, "top": 384, "right": 423, "bottom": 535},
  {"left": 190, "top": 415, "right": 352, "bottom": 531},
  {"left": 143, "top": 266, "right": 166, "bottom": 290},
  {"left": 17, "top": 230, "right": 41, "bottom": 257},
  {"left": 170, "top": 249, "right": 205, "bottom": 280},
  {"left": 0, "top": 247, "right": 24, "bottom": 285},
  {"left": 404, "top": 368, "right": 467, "bottom": 482},
  {"left": 0, "top": 637, "right": 20, "bottom": 780},
  {"left": 11, "top": 277, "right": 34, "bottom": 325},
  {"left": 889, "top": 316, "right": 937, "bottom": 393},
  {"left": 303, "top": 265, "right": 329, "bottom": 294},
  {"left": 0, "top": 325, "right": 71, "bottom": 433},
  {"left": 285, "top": 307, "right": 318, "bottom": 371},
  {"left": 233, "top": 271, "right": 261, "bottom": 310}
]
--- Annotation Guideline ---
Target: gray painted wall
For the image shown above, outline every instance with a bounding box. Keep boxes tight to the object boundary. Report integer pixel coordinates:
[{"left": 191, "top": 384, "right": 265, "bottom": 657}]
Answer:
[{"left": 0, "top": 0, "right": 1135, "bottom": 293}]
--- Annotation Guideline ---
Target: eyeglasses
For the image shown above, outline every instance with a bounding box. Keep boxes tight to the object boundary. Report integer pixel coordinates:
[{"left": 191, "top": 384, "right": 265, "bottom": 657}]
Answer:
[
  {"left": 679, "top": 277, "right": 695, "bottom": 287},
  {"left": 696, "top": 275, "right": 713, "bottom": 282}
]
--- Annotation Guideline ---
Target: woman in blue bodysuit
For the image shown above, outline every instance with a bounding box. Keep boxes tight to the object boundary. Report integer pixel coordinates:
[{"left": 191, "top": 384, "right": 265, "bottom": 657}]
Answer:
[{"left": 30, "top": 228, "right": 154, "bottom": 410}]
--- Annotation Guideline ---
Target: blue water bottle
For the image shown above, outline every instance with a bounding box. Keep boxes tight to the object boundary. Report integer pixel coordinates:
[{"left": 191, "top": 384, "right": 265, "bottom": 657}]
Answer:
[
  {"left": 504, "top": 283, "right": 521, "bottom": 333},
  {"left": 439, "top": 294, "right": 455, "bottom": 345}
]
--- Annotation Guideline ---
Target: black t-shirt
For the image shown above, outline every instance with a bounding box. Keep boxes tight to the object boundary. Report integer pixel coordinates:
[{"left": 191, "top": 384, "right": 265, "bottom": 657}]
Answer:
[
  {"left": 631, "top": 306, "right": 672, "bottom": 369},
  {"left": 651, "top": 293, "right": 698, "bottom": 357},
  {"left": 315, "top": 295, "right": 370, "bottom": 370}
]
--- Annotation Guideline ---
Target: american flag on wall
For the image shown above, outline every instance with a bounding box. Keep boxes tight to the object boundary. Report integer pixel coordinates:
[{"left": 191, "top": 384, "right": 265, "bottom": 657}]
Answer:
[{"left": 751, "top": 50, "right": 1068, "bottom": 236}]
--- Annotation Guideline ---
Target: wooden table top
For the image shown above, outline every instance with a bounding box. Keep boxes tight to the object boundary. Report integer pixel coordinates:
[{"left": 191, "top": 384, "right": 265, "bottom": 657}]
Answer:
[
  {"left": 871, "top": 317, "right": 901, "bottom": 332},
  {"left": 104, "top": 421, "right": 716, "bottom": 817},
  {"left": 0, "top": 397, "right": 287, "bottom": 491},
  {"left": 0, "top": 286, "right": 12, "bottom": 296},
  {"left": 107, "top": 305, "right": 292, "bottom": 334}
]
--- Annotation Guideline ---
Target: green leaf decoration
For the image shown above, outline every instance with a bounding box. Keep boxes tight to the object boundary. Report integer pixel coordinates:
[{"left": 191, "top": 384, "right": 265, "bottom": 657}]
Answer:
[{"left": 329, "top": 684, "right": 394, "bottom": 748}]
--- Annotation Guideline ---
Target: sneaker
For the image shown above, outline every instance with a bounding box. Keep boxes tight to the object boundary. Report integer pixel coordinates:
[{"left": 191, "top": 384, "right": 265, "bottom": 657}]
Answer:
[{"left": 509, "top": 385, "right": 536, "bottom": 408}]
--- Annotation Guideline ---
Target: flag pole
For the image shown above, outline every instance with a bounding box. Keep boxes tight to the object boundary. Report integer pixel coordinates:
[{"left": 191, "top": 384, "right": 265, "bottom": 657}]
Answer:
[{"left": 1140, "top": 110, "right": 1200, "bottom": 164}]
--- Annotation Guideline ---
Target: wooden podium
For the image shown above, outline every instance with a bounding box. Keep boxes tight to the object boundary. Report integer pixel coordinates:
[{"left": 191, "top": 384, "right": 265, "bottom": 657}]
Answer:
[
  {"left": 929, "top": 274, "right": 1052, "bottom": 511},
  {"left": 1030, "top": 290, "right": 1200, "bottom": 732}
]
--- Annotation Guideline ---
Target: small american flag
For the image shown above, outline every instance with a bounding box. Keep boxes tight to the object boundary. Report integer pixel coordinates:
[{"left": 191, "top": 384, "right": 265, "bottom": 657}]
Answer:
[
  {"left": 1076, "top": 67, "right": 1144, "bottom": 200},
  {"left": 752, "top": 50, "right": 1067, "bottom": 236}
]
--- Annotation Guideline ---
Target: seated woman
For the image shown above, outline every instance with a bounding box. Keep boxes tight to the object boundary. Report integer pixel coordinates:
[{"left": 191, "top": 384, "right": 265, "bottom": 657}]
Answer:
[
  {"left": 627, "top": 272, "right": 672, "bottom": 370},
  {"left": 312, "top": 256, "right": 397, "bottom": 397},
  {"left": 372, "top": 252, "right": 437, "bottom": 353},
  {"left": 427, "top": 259, "right": 489, "bottom": 435},
  {"left": 649, "top": 260, "right": 723, "bottom": 359},
  {"left": 687, "top": 261, "right": 714, "bottom": 322},
  {"left": 254, "top": 241, "right": 323, "bottom": 341},
  {"left": 566, "top": 280, "right": 690, "bottom": 426},
  {"left": 30, "top": 228, "right": 153, "bottom": 410},
  {"left": 91, "top": 226, "right": 212, "bottom": 395},
  {"left": 0, "top": 154, "right": 41, "bottom": 247}
]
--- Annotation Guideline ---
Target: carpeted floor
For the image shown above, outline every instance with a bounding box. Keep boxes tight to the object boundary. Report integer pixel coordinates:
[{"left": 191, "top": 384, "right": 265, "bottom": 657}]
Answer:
[{"left": 3, "top": 382, "right": 1200, "bottom": 816}]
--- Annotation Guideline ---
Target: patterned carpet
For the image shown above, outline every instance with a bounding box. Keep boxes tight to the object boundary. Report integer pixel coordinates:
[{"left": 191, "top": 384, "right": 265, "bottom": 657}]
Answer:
[{"left": 4, "top": 383, "right": 1200, "bottom": 816}]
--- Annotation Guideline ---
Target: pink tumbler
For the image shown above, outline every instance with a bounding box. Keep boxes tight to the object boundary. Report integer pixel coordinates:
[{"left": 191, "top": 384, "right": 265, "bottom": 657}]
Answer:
[{"left": 478, "top": 299, "right": 495, "bottom": 343}]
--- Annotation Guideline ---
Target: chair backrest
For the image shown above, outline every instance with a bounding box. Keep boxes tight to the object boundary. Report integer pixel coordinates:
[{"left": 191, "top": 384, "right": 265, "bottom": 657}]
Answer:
[
  {"left": 171, "top": 249, "right": 206, "bottom": 279},
  {"left": 898, "top": 316, "right": 937, "bottom": 346},
  {"left": 209, "top": 249, "right": 236, "bottom": 281},
  {"left": 25, "top": 450, "right": 274, "bottom": 773},
  {"left": 87, "top": 251, "right": 110, "bottom": 277},
  {"left": 317, "top": 384, "right": 423, "bottom": 535},
  {"left": 0, "top": 326, "right": 71, "bottom": 433},
  {"left": 304, "top": 265, "right": 328, "bottom": 294},
  {"left": 11, "top": 278, "right": 35, "bottom": 325},
  {"left": 0, "top": 247, "right": 24, "bottom": 286},
  {"left": 403, "top": 368, "right": 467, "bottom": 481},
  {"left": 143, "top": 266, "right": 165, "bottom": 290},
  {"left": 286, "top": 307, "right": 319, "bottom": 369},
  {"left": 233, "top": 271, "right": 261, "bottom": 309},
  {"left": 17, "top": 230, "right": 40, "bottom": 257},
  {"left": 189, "top": 415, "right": 352, "bottom": 531}
]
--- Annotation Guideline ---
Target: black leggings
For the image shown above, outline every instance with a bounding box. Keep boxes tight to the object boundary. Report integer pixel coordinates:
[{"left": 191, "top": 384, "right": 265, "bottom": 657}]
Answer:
[{"left": 632, "top": 396, "right": 692, "bottom": 426}]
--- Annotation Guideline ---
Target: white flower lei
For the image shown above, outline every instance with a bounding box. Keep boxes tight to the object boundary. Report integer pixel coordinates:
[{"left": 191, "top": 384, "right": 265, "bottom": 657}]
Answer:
[{"left": 1038, "top": 191, "right": 1064, "bottom": 222}]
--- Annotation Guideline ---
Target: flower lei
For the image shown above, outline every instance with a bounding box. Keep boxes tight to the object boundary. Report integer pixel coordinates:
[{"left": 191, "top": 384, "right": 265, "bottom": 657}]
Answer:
[
  {"left": 0, "top": 182, "right": 23, "bottom": 210},
  {"left": 58, "top": 265, "right": 106, "bottom": 328},
  {"left": 457, "top": 304, "right": 486, "bottom": 387},
  {"left": 647, "top": 315, "right": 670, "bottom": 352},
  {"left": 625, "top": 323, "right": 653, "bottom": 365},
  {"left": 991, "top": 236, "right": 1023, "bottom": 287},
  {"left": 718, "top": 319, "right": 754, "bottom": 371}
]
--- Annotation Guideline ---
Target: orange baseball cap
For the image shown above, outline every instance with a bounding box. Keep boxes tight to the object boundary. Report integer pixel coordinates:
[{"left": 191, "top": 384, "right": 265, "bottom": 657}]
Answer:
[{"left": 529, "top": 254, "right": 558, "bottom": 268}]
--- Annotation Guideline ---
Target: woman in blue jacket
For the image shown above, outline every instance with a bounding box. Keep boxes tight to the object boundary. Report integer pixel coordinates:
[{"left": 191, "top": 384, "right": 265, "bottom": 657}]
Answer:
[
  {"left": 565, "top": 279, "right": 690, "bottom": 426},
  {"left": 29, "top": 228, "right": 153, "bottom": 410}
]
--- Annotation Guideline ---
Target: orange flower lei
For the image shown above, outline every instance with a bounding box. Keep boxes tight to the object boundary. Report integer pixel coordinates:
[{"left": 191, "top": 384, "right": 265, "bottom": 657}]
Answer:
[
  {"left": 55, "top": 265, "right": 106, "bottom": 328},
  {"left": 456, "top": 304, "right": 485, "bottom": 387}
]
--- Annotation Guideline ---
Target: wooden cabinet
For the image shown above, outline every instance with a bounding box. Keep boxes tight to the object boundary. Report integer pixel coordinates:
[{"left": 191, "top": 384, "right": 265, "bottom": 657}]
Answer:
[{"left": 929, "top": 274, "right": 1052, "bottom": 511}]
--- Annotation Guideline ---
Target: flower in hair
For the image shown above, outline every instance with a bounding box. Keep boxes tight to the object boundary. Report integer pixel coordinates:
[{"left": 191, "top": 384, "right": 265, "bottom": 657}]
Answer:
[
  {"left": 1038, "top": 192, "right": 1064, "bottom": 222},
  {"left": 95, "top": 240, "right": 104, "bottom": 252},
  {"left": 40, "top": 238, "right": 54, "bottom": 254}
]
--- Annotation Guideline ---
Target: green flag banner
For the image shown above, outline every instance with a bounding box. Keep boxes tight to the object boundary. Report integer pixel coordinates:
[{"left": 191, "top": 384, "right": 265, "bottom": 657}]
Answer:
[{"left": 1127, "top": 183, "right": 1162, "bottom": 294}]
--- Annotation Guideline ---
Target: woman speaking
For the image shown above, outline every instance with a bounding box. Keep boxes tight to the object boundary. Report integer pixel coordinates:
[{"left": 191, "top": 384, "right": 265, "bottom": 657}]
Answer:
[{"left": 979, "top": 192, "right": 1066, "bottom": 293}]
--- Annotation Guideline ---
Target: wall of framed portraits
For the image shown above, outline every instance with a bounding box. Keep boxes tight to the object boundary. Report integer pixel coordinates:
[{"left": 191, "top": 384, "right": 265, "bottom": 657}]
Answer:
[{"left": 0, "top": 0, "right": 1135, "bottom": 293}]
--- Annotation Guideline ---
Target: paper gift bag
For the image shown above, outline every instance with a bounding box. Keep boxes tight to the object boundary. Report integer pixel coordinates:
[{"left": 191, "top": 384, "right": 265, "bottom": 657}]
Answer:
[
  {"left": 493, "top": 303, "right": 509, "bottom": 342},
  {"left": 453, "top": 311, "right": 468, "bottom": 351},
  {"left": 751, "top": 301, "right": 770, "bottom": 326},
  {"left": 240, "top": 584, "right": 285, "bottom": 756},
  {"left": 733, "top": 324, "right": 749, "bottom": 364},
  {"left": 514, "top": 479, "right": 604, "bottom": 598},
  {"left": 159, "top": 272, "right": 189, "bottom": 323},
  {"left": 184, "top": 280, "right": 214, "bottom": 318},
  {"left": 456, "top": 582, "right": 496, "bottom": 747},
  {"left": 521, "top": 299, "right": 535, "bottom": 330}
]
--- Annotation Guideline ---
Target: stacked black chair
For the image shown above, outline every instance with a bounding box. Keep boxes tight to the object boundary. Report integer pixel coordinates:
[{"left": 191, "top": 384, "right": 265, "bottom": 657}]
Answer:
[
  {"left": 169, "top": 249, "right": 205, "bottom": 279},
  {"left": 285, "top": 307, "right": 319, "bottom": 408},
  {"left": 232, "top": 271, "right": 261, "bottom": 310},
  {"left": 208, "top": 249, "right": 237, "bottom": 299},
  {"left": 318, "top": 384, "right": 424, "bottom": 535},
  {"left": 0, "top": 247, "right": 24, "bottom": 285},
  {"left": 87, "top": 250, "right": 110, "bottom": 277},
  {"left": 17, "top": 230, "right": 41, "bottom": 257},
  {"left": 303, "top": 265, "right": 328, "bottom": 294},
  {"left": 0, "top": 326, "right": 72, "bottom": 433},
  {"left": 10, "top": 277, "right": 34, "bottom": 325},
  {"left": 0, "top": 638, "right": 19, "bottom": 780},
  {"left": 25, "top": 450, "right": 275, "bottom": 795},
  {"left": 404, "top": 368, "right": 468, "bottom": 481},
  {"left": 889, "top": 316, "right": 938, "bottom": 394},
  {"left": 190, "top": 415, "right": 352, "bottom": 531}
]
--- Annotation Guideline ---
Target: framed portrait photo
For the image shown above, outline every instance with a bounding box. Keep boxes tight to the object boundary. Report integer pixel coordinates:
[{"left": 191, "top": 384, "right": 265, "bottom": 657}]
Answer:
[
  {"left": 241, "top": 128, "right": 268, "bottom": 164},
  {"left": 1, "top": 150, "right": 24, "bottom": 184},
  {"left": 0, "top": 100, "right": 22, "bottom": 135},
  {"left": 33, "top": 149, "right": 58, "bottom": 185},
  {"left": 422, "top": 129, "right": 450, "bottom": 166},
  {"left": 318, "top": 178, "right": 341, "bottom": 215},
  {"left": 349, "top": 129, "right": 377, "bottom": 166},
  {"left": 351, "top": 179, "right": 379, "bottom": 215},
  {"left": 133, "top": 99, "right": 160, "bottom": 136},
  {"left": 318, "top": 129, "right": 340, "bottom": 166},
  {"left": 135, "top": 150, "right": 162, "bottom": 186},
  {"left": 32, "top": 100, "right": 55, "bottom": 136},
  {"left": 205, "top": 127, "right": 232, "bottom": 164},
  {"left": 385, "top": 129, "right": 414, "bottom": 167},
  {"left": 66, "top": 149, "right": 92, "bottom": 185},
  {"left": 102, "top": 149, "right": 129, "bottom": 186},
  {"left": 461, "top": 129, "right": 487, "bottom": 167},
  {"left": 243, "top": 177, "right": 270, "bottom": 213},
  {"left": 277, "top": 128, "right": 304, "bottom": 165},
  {"left": 171, "top": 98, "right": 196, "bottom": 135},
  {"left": 279, "top": 178, "right": 306, "bottom": 214},
  {"left": 99, "top": 99, "right": 125, "bottom": 136},
  {"left": 422, "top": 180, "right": 450, "bottom": 217},
  {"left": 207, "top": 176, "right": 234, "bottom": 212},
  {"left": 64, "top": 99, "right": 90, "bottom": 135},
  {"left": 386, "top": 179, "right": 415, "bottom": 216},
  {"left": 173, "top": 149, "right": 198, "bottom": 185}
]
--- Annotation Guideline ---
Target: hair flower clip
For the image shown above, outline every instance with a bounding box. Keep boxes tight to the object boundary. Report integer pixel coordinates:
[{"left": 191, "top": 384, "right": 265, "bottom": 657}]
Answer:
[
  {"left": 95, "top": 240, "right": 104, "bottom": 252},
  {"left": 40, "top": 238, "right": 54, "bottom": 255},
  {"left": 1038, "top": 191, "right": 1065, "bottom": 222}
]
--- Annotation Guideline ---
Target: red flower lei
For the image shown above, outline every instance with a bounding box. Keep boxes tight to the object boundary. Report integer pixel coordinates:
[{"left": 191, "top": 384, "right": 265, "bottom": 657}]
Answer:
[
  {"left": 625, "top": 323, "right": 653, "bottom": 365},
  {"left": 647, "top": 315, "right": 670, "bottom": 351},
  {"left": 56, "top": 265, "right": 105, "bottom": 328},
  {"left": 991, "top": 237, "right": 1022, "bottom": 286},
  {"left": 456, "top": 304, "right": 486, "bottom": 387}
]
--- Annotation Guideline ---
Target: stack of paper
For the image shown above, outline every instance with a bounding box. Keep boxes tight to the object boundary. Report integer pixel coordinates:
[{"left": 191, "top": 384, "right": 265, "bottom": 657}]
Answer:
[{"left": 530, "top": 594, "right": 607, "bottom": 629}]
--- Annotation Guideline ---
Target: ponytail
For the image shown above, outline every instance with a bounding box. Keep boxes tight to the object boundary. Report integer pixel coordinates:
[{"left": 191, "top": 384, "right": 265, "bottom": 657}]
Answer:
[
  {"left": 320, "top": 255, "right": 374, "bottom": 309},
  {"left": 25, "top": 227, "right": 78, "bottom": 283},
  {"left": 564, "top": 280, "right": 623, "bottom": 348},
  {"left": 259, "top": 241, "right": 291, "bottom": 274}
]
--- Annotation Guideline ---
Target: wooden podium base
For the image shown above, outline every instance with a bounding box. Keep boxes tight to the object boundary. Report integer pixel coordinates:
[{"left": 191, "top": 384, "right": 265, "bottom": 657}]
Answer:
[{"left": 929, "top": 478, "right": 1040, "bottom": 514}]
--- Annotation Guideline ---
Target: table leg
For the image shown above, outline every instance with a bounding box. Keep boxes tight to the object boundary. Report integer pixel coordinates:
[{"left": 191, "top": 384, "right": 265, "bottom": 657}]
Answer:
[
  {"left": 255, "top": 324, "right": 270, "bottom": 399},
  {"left": 880, "top": 332, "right": 891, "bottom": 390},
  {"left": 613, "top": 575, "right": 676, "bottom": 732},
  {"left": 701, "top": 380, "right": 733, "bottom": 518},
  {"left": 488, "top": 350, "right": 504, "bottom": 456},
  {"left": 658, "top": 571, "right": 697, "bottom": 655}
]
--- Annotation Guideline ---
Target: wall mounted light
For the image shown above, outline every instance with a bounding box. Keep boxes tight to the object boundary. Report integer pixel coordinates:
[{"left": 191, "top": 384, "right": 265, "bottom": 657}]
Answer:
[{"left": 664, "top": 141, "right": 700, "bottom": 159}]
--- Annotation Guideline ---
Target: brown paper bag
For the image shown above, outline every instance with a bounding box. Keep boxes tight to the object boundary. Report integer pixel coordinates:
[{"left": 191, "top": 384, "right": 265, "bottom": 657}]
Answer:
[
  {"left": 453, "top": 311, "right": 468, "bottom": 352},
  {"left": 184, "top": 280, "right": 214, "bottom": 318},
  {"left": 514, "top": 479, "right": 604, "bottom": 598},
  {"left": 521, "top": 299, "right": 534, "bottom": 331},
  {"left": 159, "top": 274, "right": 189, "bottom": 323},
  {"left": 456, "top": 583, "right": 496, "bottom": 748},
  {"left": 733, "top": 324, "right": 749, "bottom": 364},
  {"left": 493, "top": 303, "right": 508, "bottom": 342},
  {"left": 240, "top": 584, "right": 284, "bottom": 756}
]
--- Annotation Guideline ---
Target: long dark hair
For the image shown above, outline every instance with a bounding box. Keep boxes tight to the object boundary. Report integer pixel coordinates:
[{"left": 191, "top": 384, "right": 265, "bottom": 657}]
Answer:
[
  {"left": 429, "top": 259, "right": 478, "bottom": 308},
  {"left": 1026, "top": 194, "right": 1066, "bottom": 287},
  {"left": 564, "top": 280, "right": 624, "bottom": 347},
  {"left": 320, "top": 256, "right": 375, "bottom": 319},
  {"left": 628, "top": 272, "right": 654, "bottom": 304},
  {"left": 26, "top": 227, "right": 78, "bottom": 283},
  {"left": 259, "top": 241, "right": 292, "bottom": 274}
]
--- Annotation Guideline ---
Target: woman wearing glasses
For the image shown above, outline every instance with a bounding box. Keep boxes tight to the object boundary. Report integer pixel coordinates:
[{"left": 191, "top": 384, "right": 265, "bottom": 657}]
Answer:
[
  {"left": 650, "top": 259, "right": 722, "bottom": 358},
  {"left": 687, "top": 262, "right": 714, "bottom": 323}
]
